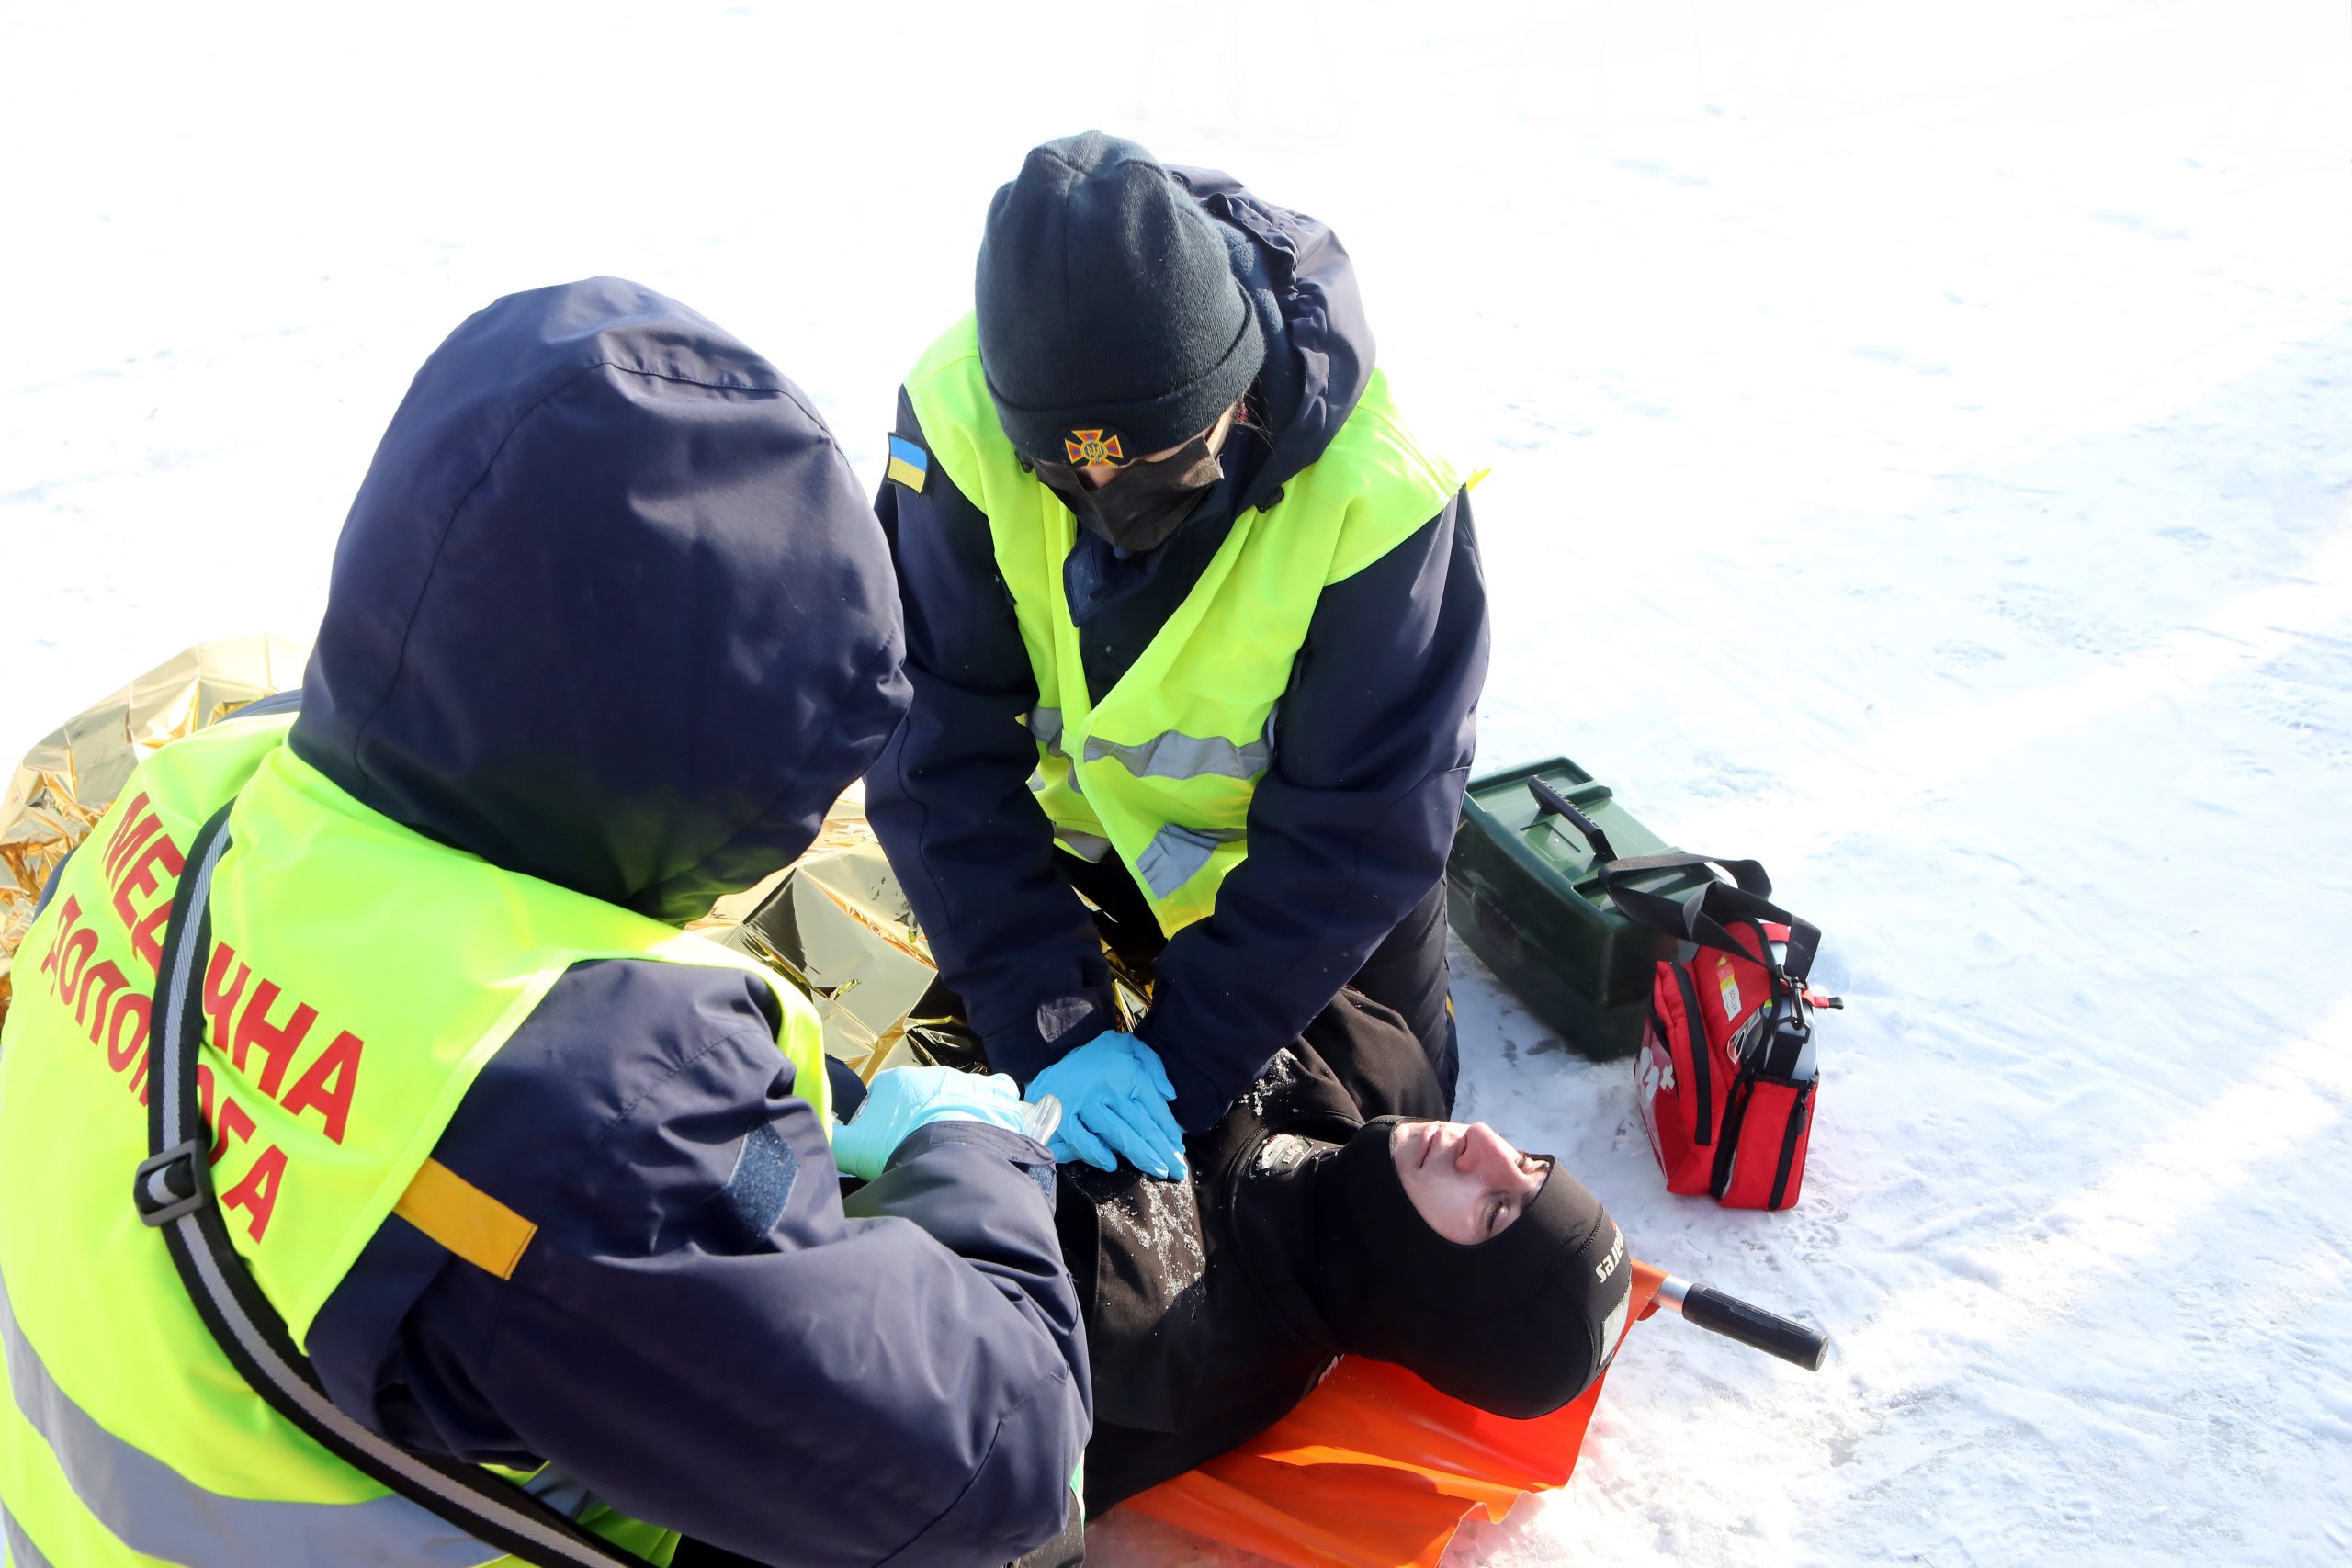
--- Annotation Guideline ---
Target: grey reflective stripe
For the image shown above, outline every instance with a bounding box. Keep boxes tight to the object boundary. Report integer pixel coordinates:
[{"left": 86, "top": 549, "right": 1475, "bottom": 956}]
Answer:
[
  {"left": 146, "top": 822, "right": 638, "bottom": 1568},
  {"left": 1033, "top": 764, "right": 1086, "bottom": 799},
  {"left": 1027, "top": 708, "right": 1066, "bottom": 754},
  {"left": 1081, "top": 712, "right": 1275, "bottom": 784},
  {"left": 1026, "top": 710, "right": 1082, "bottom": 795},
  {"left": 1055, "top": 829, "right": 1113, "bottom": 863},
  {"left": 1135, "top": 824, "right": 1244, "bottom": 898},
  {"left": 523, "top": 1469, "right": 605, "bottom": 1522},
  {"left": 0, "top": 1266, "right": 503, "bottom": 1568},
  {"left": 5, "top": 1503, "right": 57, "bottom": 1568}
]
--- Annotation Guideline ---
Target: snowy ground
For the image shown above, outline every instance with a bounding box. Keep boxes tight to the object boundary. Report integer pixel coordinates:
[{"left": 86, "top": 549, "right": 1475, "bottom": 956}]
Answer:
[{"left": 6, "top": 2, "right": 2350, "bottom": 1562}]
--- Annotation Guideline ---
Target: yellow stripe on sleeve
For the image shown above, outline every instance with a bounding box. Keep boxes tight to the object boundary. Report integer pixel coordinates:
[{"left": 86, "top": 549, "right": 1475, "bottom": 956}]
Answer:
[{"left": 393, "top": 1157, "right": 537, "bottom": 1280}]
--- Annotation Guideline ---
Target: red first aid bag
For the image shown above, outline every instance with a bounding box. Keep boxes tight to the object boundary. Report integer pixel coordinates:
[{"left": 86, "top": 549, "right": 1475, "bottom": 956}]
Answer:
[
  {"left": 1634, "top": 910, "right": 1821, "bottom": 1209},
  {"left": 1528, "top": 784, "right": 1835, "bottom": 1211}
]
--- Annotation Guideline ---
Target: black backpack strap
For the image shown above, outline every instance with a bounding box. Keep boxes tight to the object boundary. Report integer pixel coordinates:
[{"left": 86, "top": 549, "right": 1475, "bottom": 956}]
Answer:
[
  {"left": 1526, "top": 779, "right": 1816, "bottom": 984},
  {"left": 136, "top": 803, "right": 652, "bottom": 1568},
  {"left": 1608, "top": 878, "right": 1820, "bottom": 986},
  {"left": 1692, "top": 884, "right": 1820, "bottom": 986},
  {"left": 1600, "top": 851, "right": 1771, "bottom": 897}
]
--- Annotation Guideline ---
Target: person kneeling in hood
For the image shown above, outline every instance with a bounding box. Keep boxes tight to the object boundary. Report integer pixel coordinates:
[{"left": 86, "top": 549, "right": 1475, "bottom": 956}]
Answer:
[{"left": 0, "top": 278, "right": 1088, "bottom": 1568}]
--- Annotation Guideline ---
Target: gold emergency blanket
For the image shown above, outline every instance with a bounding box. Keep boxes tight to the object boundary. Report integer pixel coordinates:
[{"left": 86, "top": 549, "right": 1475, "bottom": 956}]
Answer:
[
  {"left": 0, "top": 636, "right": 307, "bottom": 1023},
  {"left": 694, "top": 792, "right": 942, "bottom": 1081}
]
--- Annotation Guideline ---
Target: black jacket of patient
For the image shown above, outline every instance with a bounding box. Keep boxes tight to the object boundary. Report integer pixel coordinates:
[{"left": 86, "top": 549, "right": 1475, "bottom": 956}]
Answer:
[{"left": 1058, "top": 989, "right": 1627, "bottom": 1517}]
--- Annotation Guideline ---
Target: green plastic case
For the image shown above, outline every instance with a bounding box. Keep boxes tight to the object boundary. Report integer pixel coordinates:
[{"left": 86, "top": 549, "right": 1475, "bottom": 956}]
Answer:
[{"left": 1444, "top": 758, "right": 1719, "bottom": 1061}]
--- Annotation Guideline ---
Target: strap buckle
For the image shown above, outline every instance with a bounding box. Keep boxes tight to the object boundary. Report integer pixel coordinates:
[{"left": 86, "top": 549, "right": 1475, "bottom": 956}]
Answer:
[{"left": 134, "top": 1139, "right": 212, "bottom": 1227}]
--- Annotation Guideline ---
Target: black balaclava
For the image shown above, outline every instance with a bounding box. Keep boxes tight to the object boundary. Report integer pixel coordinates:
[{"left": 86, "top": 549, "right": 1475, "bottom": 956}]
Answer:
[{"left": 1304, "top": 1118, "right": 1634, "bottom": 1419}]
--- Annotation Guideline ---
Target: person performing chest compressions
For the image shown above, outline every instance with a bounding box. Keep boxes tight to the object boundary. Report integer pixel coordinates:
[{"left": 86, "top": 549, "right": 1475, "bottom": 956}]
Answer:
[{"left": 869, "top": 131, "right": 1489, "bottom": 1179}]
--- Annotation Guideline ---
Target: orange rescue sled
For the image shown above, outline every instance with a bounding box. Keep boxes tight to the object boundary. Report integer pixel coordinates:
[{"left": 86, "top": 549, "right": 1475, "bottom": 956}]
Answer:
[{"left": 1120, "top": 1261, "right": 1665, "bottom": 1567}]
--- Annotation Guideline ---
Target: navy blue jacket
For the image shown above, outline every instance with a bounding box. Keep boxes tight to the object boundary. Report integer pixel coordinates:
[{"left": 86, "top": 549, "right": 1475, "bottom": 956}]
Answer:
[
  {"left": 867, "top": 170, "right": 1489, "bottom": 1132},
  {"left": 283, "top": 280, "right": 1088, "bottom": 1566}
]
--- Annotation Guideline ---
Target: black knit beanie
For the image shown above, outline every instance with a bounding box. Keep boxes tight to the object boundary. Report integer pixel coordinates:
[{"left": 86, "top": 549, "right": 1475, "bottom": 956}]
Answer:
[
  {"left": 977, "top": 130, "right": 1266, "bottom": 465},
  {"left": 1309, "top": 1119, "right": 1634, "bottom": 1419}
]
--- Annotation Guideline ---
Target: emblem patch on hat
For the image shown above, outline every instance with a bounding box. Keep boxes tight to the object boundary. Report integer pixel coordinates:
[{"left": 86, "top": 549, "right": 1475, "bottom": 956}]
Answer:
[{"left": 1065, "top": 428, "right": 1124, "bottom": 465}]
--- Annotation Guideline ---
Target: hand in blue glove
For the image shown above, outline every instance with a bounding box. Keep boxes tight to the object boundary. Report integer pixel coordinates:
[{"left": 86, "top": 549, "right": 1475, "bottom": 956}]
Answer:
[
  {"left": 830, "top": 1066, "right": 1040, "bottom": 1182},
  {"left": 1024, "top": 1031, "right": 1189, "bottom": 1180}
]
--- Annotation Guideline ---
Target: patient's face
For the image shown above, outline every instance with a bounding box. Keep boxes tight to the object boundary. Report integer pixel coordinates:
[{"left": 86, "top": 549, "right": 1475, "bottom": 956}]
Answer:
[{"left": 1389, "top": 1121, "right": 1551, "bottom": 1245}]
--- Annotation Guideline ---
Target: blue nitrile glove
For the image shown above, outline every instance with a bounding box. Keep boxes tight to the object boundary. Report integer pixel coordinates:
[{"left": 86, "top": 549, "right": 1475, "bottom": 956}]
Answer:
[
  {"left": 830, "top": 1066, "right": 1037, "bottom": 1182},
  {"left": 1024, "top": 1031, "right": 1189, "bottom": 1180}
]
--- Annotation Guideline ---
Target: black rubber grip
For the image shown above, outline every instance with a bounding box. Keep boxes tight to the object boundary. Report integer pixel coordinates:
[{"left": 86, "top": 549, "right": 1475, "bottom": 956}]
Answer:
[{"left": 1681, "top": 1284, "right": 1829, "bottom": 1371}]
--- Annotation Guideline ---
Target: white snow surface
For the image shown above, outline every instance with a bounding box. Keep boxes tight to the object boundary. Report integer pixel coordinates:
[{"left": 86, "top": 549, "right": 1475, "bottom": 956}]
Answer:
[{"left": 6, "top": 3, "right": 2349, "bottom": 1562}]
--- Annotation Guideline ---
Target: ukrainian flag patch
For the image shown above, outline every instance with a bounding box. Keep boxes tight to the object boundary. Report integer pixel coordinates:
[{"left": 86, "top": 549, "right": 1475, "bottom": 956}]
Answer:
[{"left": 886, "top": 434, "right": 929, "bottom": 493}]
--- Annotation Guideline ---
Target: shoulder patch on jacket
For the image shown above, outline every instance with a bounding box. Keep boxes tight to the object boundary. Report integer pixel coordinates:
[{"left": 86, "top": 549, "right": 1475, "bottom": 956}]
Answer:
[
  {"left": 885, "top": 434, "right": 929, "bottom": 493},
  {"left": 711, "top": 1120, "right": 803, "bottom": 1249}
]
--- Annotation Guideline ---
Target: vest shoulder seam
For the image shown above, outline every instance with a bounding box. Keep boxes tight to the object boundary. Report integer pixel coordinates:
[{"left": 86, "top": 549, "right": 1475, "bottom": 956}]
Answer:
[
  {"left": 1330, "top": 385, "right": 1457, "bottom": 494},
  {"left": 906, "top": 316, "right": 987, "bottom": 393}
]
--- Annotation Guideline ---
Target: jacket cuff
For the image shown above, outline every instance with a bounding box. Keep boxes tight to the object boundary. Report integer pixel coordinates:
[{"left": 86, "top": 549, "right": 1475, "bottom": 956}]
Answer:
[
  {"left": 888, "top": 1120, "right": 1059, "bottom": 1203},
  {"left": 982, "top": 987, "right": 1119, "bottom": 1088},
  {"left": 1134, "top": 1007, "right": 1257, "bottom": 1134}
]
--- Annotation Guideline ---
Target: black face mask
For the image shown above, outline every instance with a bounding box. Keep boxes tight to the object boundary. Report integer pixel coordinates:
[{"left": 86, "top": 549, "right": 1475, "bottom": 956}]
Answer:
[{"left": 1032, "top": 428, "right": 1224, "bottom": 553}]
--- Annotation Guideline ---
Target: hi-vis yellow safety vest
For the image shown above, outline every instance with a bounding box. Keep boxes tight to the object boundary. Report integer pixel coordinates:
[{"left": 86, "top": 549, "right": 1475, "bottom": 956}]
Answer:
[
  {"left": 0, "top": 710, "right": 829, "bottom": 1567},
  {"left": 905, "top": 315, "right": 1462, "bottom": 935}
]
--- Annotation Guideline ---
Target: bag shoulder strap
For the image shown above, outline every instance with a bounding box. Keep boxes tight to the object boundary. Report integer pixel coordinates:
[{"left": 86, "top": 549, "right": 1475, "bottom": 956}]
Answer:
[
  {"left": 134, "top": 803, "right": 653, "bottom": 1568},
  {"left": 1527, "top": 776, "right": 1816, "bottom": 983}
]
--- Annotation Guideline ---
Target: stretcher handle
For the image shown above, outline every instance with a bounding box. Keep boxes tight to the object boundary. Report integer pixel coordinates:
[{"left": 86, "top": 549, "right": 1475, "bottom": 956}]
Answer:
[{"left": 1649, "top": 1272, "right": 1829, "bottom": 1371}]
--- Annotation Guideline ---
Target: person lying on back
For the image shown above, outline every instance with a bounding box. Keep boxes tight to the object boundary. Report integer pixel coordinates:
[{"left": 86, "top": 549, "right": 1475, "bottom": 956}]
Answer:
[
  {"left": 1056, "top": 987, "right": 1633, "bottom": 1518},
  {"left": 794, "top": 982, "right": 1627, "bottom": 1568}
]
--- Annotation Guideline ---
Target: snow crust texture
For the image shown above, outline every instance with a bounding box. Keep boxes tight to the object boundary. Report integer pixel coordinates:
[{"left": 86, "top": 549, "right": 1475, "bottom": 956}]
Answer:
[{"left": 3, "top": 2, "right": 2346, "bottom": 1562}]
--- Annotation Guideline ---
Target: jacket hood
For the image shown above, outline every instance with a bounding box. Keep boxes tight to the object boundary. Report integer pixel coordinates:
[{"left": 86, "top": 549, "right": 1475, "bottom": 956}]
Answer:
[
  {"left": 1169, "top": 166, "right": 1375, "bottom": 513},
  {"left": 292, "top": 277, "right": 910, "bottom": 924}
]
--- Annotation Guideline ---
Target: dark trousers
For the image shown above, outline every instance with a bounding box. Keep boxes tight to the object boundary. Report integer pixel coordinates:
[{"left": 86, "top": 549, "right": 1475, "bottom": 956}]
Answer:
[
  {"left": 1056, "top": 852, "right": 1459, "bottom": 1113},
  {"left": 671, "top": 1495, "right": 1086, "bottom": 1568}
]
